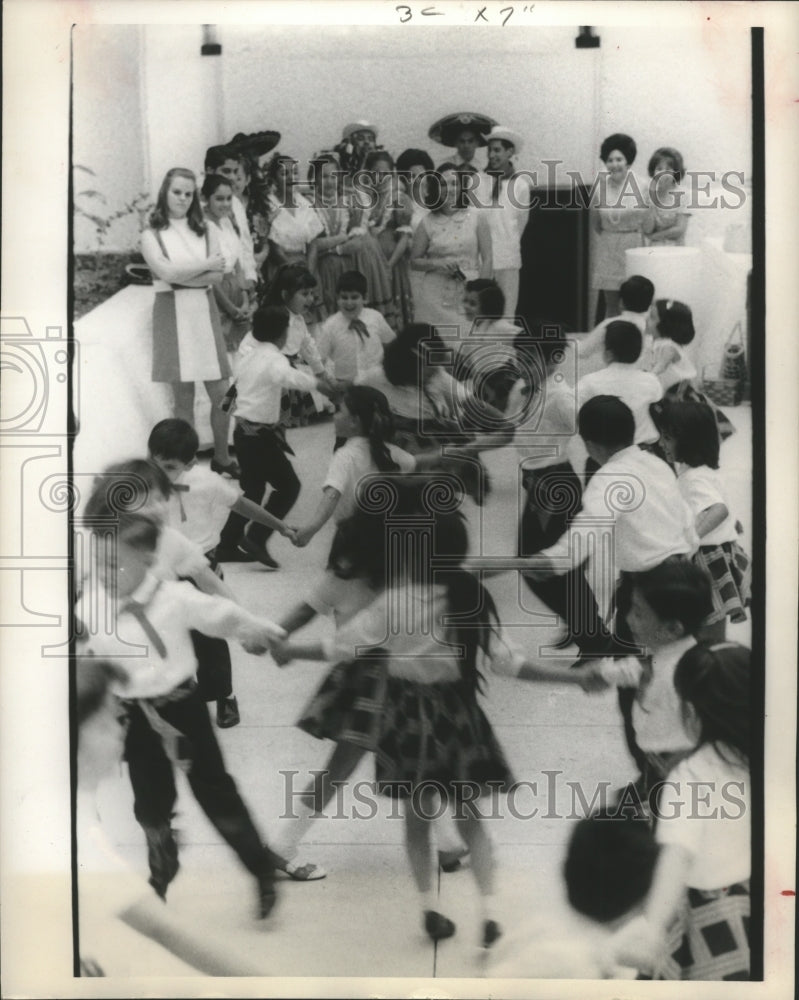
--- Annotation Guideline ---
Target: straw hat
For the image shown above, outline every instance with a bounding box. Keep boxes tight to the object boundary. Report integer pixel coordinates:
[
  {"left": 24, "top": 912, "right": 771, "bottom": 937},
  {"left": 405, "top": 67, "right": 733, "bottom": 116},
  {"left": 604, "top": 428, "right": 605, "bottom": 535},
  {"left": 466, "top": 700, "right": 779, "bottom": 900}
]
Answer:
[
  {"left": 428, "top": 112, "right": 496, "bottom": 148},
  {"left": 342, "top": 121, "right": 378, "bottom": 142},
  {"left": 485, "top": 126, "right": 524, "bottom": 155}
]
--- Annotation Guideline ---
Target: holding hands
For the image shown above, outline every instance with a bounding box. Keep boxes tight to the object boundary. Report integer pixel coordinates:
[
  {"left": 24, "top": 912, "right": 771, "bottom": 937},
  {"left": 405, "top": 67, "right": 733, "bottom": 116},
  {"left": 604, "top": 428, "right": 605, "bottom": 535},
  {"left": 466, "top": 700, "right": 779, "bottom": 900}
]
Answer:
[{"left": 268, "top": 635, "right": 294, "bottom": 667}]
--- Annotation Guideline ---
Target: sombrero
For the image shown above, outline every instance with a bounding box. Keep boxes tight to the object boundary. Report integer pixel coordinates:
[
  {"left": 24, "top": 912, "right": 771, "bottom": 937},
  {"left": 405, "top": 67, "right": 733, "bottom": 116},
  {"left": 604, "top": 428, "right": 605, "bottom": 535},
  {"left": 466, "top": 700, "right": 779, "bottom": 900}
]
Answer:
[
  {"left": 228, "top": 130, "right": 282, "bottom": 158},
  {"left": 428, "top": 112, "right": 497, "bottom": 148}
]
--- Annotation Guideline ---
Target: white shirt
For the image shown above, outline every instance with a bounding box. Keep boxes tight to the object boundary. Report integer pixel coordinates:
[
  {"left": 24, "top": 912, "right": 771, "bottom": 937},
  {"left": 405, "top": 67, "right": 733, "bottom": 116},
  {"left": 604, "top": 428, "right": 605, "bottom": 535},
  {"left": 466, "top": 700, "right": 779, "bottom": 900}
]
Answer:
[
  {"left": 650, "top": 337, "right": 697, "bottom": 391},
  {"left": 577, "top": 364, "right": 663, "bottom": 444},
  {"left": 152, "top": 525, "right": 209, "bottom": 581},
  {"left": 283, "top": 312, "right": 325, "bottom": 374},
  {"left": 577, "top": 310, "right": 651, "bottom": 369},
  {"left": 166, "top": 465, "right": 240, "bottom": 554},
  {"left": 307, "top": 571, "right": 380, "bottom": 629},
  {"left": 78, "top": 573, "right": 284, "bottom": 699},
  {"left": 234, "top": 339, "right": 316, "bottom": 425},
  {"left": 317, "top": 308, "right": 396, "bottom": 382},
  {"left": 323, "top": 437, "right": 416, "bottom": 523},
  {"left": 540, "top": 445, "right": 697, "bottom": 573},
  {"left": 141, "top": 219, "right": 220, "bottom": 292},
  {"left": 510, "top": 373, "right": 578, "bottom": 469},
  {"left": 631, "top": 636, "right": 698, "bottom": 753},
  {"left": 231, "top": 196, "right": 257, "bottom": 284},
  {"left": 677, "top": 465, "right": 738, "bottom": 546},
  {"left": 657, "top": 744, "right": 750, "bottom": 889},
  {"left": 267, "top": 192, "right": 324, "bottom": 254},
  {"left": 475, "top": 170, "right": 534, "bottom": 269}
]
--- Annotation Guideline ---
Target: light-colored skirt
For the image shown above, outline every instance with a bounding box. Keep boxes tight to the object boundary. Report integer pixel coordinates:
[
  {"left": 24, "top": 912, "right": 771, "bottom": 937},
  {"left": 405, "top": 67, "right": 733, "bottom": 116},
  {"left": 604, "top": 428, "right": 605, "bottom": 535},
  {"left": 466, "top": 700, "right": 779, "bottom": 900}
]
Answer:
[{"left": 152, "top": 288, "right": 230, "bottom": 383}]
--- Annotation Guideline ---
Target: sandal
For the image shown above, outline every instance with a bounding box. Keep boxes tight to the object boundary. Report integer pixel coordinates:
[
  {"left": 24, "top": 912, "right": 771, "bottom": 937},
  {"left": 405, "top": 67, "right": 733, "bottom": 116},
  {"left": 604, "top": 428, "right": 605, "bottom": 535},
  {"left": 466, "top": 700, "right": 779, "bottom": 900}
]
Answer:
[{"left": 267, "top": 848, "right": 327, "bottom": 881}]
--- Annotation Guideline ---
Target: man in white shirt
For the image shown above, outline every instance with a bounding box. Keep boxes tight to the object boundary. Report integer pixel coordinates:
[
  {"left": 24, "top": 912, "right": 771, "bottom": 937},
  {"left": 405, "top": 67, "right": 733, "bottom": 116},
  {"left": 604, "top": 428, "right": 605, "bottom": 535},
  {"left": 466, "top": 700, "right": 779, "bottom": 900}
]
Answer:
[
  {"left": 472, "top": 126, "right": 534, "bottom": 318},
  {"left": 427, "top": 111, "right": 496, "bottom": 173}
]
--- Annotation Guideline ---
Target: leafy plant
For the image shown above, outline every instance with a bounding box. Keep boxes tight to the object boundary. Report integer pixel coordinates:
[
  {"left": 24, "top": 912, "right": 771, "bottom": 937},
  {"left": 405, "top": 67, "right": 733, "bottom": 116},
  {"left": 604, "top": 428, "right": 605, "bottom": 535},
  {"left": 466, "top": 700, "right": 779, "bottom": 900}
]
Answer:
[{"left": 73, "top": 164, "right": 153, "bottom": 251}]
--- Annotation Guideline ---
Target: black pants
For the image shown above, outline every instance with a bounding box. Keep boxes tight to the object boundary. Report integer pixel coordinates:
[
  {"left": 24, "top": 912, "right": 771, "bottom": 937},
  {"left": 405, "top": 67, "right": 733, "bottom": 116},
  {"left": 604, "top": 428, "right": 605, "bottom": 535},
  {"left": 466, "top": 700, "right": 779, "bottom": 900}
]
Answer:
[
  {"left": 519, "top": 462, "right": 615, "bottom": 656},
  {"left": 124, "top": 691, "right": 270, "bottom": 878},
  {"left": 219, "top": 422, "right": 300, "bottom": 548},
  {"left": 179, "top": 570, "right": 233, "bottom": 703}
]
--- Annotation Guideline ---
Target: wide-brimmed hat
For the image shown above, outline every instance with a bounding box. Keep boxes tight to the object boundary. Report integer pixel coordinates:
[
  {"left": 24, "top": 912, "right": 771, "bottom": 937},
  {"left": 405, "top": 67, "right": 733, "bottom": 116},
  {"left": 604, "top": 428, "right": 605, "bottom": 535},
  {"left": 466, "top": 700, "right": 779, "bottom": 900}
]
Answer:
[
  {"left": 342, "top": 120, "right": 378, "bottom": 142},
  {"left": 429, "top": 112, "right": 496, "bottom": 148},
  {"left": 485, "top": 126, "right": 524, "bottom": 155},
  {"left": 228, "top": 130, "right": 281, "bottom": 158}
]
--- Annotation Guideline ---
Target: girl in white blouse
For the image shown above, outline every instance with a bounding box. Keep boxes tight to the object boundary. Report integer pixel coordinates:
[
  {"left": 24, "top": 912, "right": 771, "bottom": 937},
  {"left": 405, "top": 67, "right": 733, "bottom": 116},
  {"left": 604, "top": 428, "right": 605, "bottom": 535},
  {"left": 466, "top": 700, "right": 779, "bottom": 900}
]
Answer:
[{"left": 272, "top": 479, "right": 514, "bottom": 948}]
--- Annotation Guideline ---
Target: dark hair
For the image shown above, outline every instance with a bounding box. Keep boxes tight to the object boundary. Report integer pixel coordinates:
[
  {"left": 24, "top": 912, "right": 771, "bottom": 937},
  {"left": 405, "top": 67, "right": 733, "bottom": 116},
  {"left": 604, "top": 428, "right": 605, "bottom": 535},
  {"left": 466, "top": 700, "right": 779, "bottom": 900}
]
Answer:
[
  {"left": 648, "top": 146, "right": 686, "bottom": 183},
  {"left": 655, "top": 299, "right": 695, "bottom": 345},
  {"left": 632, "top": 559, "right": 714, "bottom": 636},
  {"left": 149, "top": 168, "right": 205, "bottom": 236},
  {"left": 262, "top": 264, "right": 318, "bottom": 307},
  {"left": 342, "top": 386, "right": 400, "bottom": 473},
  {"left": 659, "top": 399, "right": 721, "bottom": 469},
  {"left": 604, "top": 321, "right": 642, "bottom": 364},
  {"left": 600, "top": 133, "right": 637, "bottom": 166},
  {"left": 263, "top": 153, "right": 297, "bottom": 196},
  {"left": 396, "top": 148, "right": 434, "bottom": 176},
  {"left": 619, "top": 275, "right": 655, "bottom": 313},
  {"left": 76, "top": 657, "right": 128, "bottom": 726},
  {"left": 327, "top": 507, "right": 389, "bottom": 591},
  {"left": 336, "top": 270, "right": 368, "bottom": 296},
  {"left": 382, "top": 338, "right": 419, "bottom": 387},
  {"left": 674, "top": 642, "right": 750, "bottom": 765},
  {"left": 201, "top": 173, "right": 234, "bottom": 201},
  {"left": 115, "top": 512, "right": 161, "bottom": 553},
  {"left": 564, "top": 811, "right": 659, "bottom": 922},
  {"left": 308, "top": 152, "right": 342, "bottom": 191},
  {"left": 252, "top": 304, "right": 291, "bottom": 344},
  {"left": 426, "top": 163, "right": 467, "bottom": 211},
  {"left": 148, "top": 418, "right": 199, "bottom": 464},
  {"left": 364, "top": 150, "right": 395, "bottom": 173},
  {"left": 83, "top": 459, "right": 172, "bottom": 524},
  {"left": 578, "top": 396, "right": 635, "bottom": 448},
  {"left": 464, "top": 279, "right": 505, "bottom": 319},
  {"left": 204, "top": 144, "right": 239, "bottom": 173}
]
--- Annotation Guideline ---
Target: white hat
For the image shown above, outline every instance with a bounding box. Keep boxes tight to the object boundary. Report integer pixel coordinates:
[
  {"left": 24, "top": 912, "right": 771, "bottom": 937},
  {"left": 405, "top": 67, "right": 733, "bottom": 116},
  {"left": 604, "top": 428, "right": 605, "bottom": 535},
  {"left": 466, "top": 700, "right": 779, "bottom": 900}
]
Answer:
[
  {"left": 342, "top": 120, "right": 378, "bottom": 142},
  {"left": 485, "top": 126, "right": 523, "bottom": 155}
]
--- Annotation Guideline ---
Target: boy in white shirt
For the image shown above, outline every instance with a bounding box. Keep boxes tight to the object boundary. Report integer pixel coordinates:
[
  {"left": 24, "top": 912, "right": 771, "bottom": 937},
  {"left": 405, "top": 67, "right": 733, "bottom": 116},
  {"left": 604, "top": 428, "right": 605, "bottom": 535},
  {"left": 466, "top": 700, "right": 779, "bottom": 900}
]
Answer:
[
  {"left": 577, "top": 275, "right": 655, "bottom": 370},
  {"left": 577, "top": 321, "right": 663, "bottom": 448},
  {"left": 316, "top": 270, "right": 396, "bottom": 392},
  {"left": 77, "top": 511, "right": 285, "bottom": 918}
]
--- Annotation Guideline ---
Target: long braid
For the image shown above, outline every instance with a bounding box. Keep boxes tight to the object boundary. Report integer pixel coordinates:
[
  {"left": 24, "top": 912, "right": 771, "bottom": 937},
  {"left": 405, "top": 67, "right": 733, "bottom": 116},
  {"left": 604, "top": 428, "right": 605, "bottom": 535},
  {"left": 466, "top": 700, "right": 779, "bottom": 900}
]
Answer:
[{"left": 345, "top": 385, "right": 400, "bottom": 473}]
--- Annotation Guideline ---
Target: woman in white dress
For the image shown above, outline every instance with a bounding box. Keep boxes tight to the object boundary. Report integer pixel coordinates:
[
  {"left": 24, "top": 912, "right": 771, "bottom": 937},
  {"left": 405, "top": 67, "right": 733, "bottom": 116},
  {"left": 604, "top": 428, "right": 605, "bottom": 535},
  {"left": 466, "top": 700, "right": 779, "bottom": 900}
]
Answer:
[
  {"left": 141, "top": 168, "right": 236, "bottom": 475},
  {"left": 410, "top": 164, "right": 492, "bottom": 333}
]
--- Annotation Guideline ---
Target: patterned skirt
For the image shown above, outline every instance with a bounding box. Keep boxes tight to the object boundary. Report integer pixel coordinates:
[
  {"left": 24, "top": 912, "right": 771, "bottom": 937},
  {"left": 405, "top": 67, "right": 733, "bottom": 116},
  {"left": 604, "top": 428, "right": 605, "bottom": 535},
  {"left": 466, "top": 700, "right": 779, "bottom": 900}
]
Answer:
[
  {"left": 694, "top": 542, "right": 752, "bottom": 624},
  {"left": 656, "top": 881, "right": 750, "bottom": 980},
  {"left": 374, "top": 676, "right": 514, "bottom": 799},
  {"left": 297, "top": 657, "right": 389, "bottom": 750},
  {"left": 352, "top": 235, "right": 397, "bottom": 328},
  {"left": 315, "top": 250, "right": 355, "bottom": 317},
  {"left": 218, "top": 272, "right": 250, "bottom": 354},
  {"left": 279, "top": 354, "right": 322, "bottom": 429}
]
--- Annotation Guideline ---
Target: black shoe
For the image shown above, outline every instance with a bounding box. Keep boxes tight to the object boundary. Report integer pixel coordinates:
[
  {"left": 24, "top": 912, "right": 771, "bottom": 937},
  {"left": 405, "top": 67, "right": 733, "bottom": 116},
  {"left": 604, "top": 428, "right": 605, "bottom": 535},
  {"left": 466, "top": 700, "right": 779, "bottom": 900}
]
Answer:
[
  {"left": 196, "top": 447, "right": 215, "bottom": 459},
  {"left": 238, "top": 535, "right": 279, "bottom": 570},
  {"left": 438, "top": 846, "right": 469, "bottom": 873},
  {"left": 424, "top": 910, "right": 456, "bottom": 941},
  {"left": 144, "top": 824, "right": 179, "bottom": 900},
  {"left": 216, "top": 696, "right": 240, "bottom": 728},
  {"left": 214, "top": 545, "right": 256, "bottom": 563},
  {"left": 482, "top": 919, "right": 502, "bottom": 948},
  {"left": 257, "top": 867, "right": 278, "bottom": 919}
]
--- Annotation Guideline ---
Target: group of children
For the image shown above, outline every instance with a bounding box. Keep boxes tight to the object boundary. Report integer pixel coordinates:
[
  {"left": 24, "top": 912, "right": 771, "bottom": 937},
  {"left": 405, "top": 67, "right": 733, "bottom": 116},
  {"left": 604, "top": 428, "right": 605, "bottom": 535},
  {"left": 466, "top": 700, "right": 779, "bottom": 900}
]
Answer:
[{"left": 75, "top": 256, "right": 754, "bottom": 980}]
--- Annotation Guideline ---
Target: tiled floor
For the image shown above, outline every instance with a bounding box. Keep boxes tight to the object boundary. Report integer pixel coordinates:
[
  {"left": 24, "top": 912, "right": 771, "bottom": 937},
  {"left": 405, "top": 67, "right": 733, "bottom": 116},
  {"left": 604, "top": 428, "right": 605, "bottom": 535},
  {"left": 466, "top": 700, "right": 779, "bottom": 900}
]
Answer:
[{"left": 86, "top": 402, "right": 752, "bottom": 983}]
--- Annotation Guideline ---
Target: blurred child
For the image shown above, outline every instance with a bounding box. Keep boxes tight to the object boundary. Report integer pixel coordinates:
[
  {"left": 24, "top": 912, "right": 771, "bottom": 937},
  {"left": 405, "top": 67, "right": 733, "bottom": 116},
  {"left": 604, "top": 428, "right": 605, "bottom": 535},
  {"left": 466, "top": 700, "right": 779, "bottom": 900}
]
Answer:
[
  {"left": 293, "top": 385, "right": 414, "bottom": 548},
  {"left": 76, "top": 658, "right": 265, "bottom": 976},
  {"left": 659, "top": 400, "right": 751, "bottom": 641},
  {"left": 489, "top": 810, "right": 659, "bottom": 978},
  {"left": 316, "top": 270, "right": 396, "bottom": 392},
  {"left": 455, "top": 279, "right": 518, "bottom": 400},
  {"left": 612, "top": 643, "right": 751, "bottom": 980},
  {"left": 77, "top": 511, "right": 283, "bottom": 918}
]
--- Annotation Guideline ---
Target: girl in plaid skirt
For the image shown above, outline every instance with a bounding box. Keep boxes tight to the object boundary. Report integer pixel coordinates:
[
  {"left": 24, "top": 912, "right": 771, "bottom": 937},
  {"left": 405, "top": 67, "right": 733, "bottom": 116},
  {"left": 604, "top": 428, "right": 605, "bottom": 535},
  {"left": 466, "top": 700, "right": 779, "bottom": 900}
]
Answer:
[
  {"left": 659, "top": 400, "right": 751, "bottom": 641},
  {"left": 612, "top": 642, "right": 752, "bottom": 980},
  {"left": 271, "top": 478, "right": 515, "bottom": 947}
]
